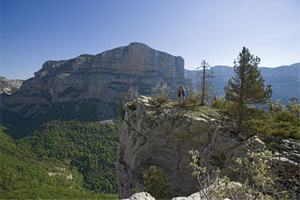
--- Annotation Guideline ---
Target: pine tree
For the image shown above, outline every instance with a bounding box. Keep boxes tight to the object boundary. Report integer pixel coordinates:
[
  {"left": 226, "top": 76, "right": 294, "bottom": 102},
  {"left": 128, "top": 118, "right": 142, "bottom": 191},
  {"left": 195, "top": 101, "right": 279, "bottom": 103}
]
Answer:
[
  {"left": 224, "top": 47, "right": 272, "bottom": 133},
  {"left": 143, "top": 166, "right": 171, "bottom": 199}
]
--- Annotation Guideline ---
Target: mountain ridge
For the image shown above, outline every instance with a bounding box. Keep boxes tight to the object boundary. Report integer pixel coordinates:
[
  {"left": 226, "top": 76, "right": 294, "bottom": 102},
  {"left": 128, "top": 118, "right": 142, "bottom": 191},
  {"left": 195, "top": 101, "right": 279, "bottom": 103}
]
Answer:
[
  {"left": 185, "top": 63, "right": 300, "bottom": 103},
  {"left": 1, "top": 43, "right": 190, "bottom": 120}
]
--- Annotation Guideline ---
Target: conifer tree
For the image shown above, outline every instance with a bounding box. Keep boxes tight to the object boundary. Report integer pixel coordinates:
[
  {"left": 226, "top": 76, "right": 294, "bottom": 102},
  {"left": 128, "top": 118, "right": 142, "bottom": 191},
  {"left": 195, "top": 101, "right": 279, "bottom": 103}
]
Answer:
[
  {"left": 225, "top": 47, "right": 272, "bottom": 133},
  {"left": 143, "top": 166, "right": 171, "bottom": 199}
]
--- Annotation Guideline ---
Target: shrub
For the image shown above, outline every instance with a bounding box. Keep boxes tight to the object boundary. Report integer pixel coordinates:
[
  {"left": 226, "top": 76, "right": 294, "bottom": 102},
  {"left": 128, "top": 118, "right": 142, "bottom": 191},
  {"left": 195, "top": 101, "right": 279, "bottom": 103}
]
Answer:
[
  {"left": 152, "top": 83, "right": 172, "bottom": 104},
  {"left": 189, "top": 149, "right": 295, "bottom": 200},
  {"left": 189, "top": 150, "right": 235, "bottom": 199},
  {"left": 244, "top": 112, "right": 300, "bottom": 140},
  {"left": 274, "top": 112, "right": 299, "bottom": 123},
  {"left": 231, "top": 149, "right": 296, "bottom": 199},
  {"left": 143, "top": 166, "right": 171, "bottom": 199},
  {"left": 186, "top": 87, "right": 200, "bottom": 104}
]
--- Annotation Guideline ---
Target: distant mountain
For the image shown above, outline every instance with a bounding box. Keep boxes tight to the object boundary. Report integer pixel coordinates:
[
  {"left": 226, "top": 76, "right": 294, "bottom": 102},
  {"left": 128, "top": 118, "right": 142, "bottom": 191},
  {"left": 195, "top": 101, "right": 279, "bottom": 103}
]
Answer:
[
  {"left": 0, "top": 77, "right": 23, "bottom": 95},
  {"left": 185, "top": 63, "right": 300, "bottom": 104},
  {"left": 1, "top": 43, "right": 190, "bottom": 118},
  {"left": 0, "top": 42, "right": 191, "bottom": 138}
]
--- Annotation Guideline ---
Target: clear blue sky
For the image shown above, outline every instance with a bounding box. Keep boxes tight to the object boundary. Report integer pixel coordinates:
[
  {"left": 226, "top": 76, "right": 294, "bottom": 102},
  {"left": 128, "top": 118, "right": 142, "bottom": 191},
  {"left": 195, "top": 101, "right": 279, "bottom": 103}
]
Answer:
[{"left": 1, "top": 0, "right": 299, "bottom": 80}]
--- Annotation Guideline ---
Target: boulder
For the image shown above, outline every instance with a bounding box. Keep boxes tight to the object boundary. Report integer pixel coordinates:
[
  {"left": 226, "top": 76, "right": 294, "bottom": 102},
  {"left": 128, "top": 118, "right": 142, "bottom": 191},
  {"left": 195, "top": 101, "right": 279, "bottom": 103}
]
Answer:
[{"left": 123, "top": 192, "right": 155, "bottom": 200}]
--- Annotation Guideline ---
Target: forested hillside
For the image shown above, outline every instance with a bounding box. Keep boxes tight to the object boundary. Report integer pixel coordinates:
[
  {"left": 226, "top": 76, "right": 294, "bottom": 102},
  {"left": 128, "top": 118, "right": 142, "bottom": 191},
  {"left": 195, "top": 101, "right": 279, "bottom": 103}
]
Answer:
[{"left": 0, "top": 120, "right": 119, "bottom": 199}]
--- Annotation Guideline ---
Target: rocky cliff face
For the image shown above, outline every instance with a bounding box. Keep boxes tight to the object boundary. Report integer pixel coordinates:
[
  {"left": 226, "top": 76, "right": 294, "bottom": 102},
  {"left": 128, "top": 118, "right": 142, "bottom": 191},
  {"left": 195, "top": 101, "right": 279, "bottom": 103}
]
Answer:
[
  {"left": 0, "top": 77, "right": 23, "bottom": 95},
  {"left": 1, "top": 43, "right": 190, "bottom": 119},
  {"left": 116, "top": 96, "right": 300, "bottom": 198}
]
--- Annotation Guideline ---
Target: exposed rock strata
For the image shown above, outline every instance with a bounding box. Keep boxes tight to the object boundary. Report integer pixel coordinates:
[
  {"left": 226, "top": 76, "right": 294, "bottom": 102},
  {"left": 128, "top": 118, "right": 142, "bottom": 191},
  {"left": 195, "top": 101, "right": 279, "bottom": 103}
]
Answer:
[
  {"left": 116, "top": 96, "right": 300, "bottom": 198},
  {"left": 1, "top": 43, "right": 190, "bottom": 119},
  {"left": 0, "top": 77, "right": 23, "bottom": 95}
]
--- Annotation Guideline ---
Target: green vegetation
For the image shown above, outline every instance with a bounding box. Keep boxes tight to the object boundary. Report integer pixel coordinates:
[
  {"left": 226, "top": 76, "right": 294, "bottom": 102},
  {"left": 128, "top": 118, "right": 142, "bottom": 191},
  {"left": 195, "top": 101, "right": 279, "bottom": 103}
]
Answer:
[
  {"left": 244, "top": 111, "right": 300, "bottom": 140},
  {"left": 224, "top": 47, "right": 272, "bottom": 133},
  {"left": 189, "top": 149, "right": 296, "bottom": 200},
  {"left": 0, "top": 99, "right": 119, "bottom": 139},
  {"left": 230, "top": 149, "right": 296, "bottom": 199},
  {"left": 120, "top": 97, "right": 126, "bottom": 119},
  {"left": 0, "top": 120, "right": 119, "bottom": 199},
  {"left": 152, "top": 82, "right": 173, "bottom": 104},
  {"left": 0, "top": 126, "right": 118, "bottom": 199},
  {"left": 212, "top": 96, "right": 300, "bottom": 141},
  {"left": 143, "top": 165, "right": 172, "bottom": 199},
  {"left": 18, "top": 120, "right": 118, "bottom": 193}
]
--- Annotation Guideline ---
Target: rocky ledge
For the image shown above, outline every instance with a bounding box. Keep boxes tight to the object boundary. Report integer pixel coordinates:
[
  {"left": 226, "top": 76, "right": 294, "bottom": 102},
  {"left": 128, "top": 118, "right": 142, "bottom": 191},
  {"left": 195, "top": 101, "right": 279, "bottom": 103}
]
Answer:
[{"left": 116, "top": 96, "right": 300, "bottom": 199}]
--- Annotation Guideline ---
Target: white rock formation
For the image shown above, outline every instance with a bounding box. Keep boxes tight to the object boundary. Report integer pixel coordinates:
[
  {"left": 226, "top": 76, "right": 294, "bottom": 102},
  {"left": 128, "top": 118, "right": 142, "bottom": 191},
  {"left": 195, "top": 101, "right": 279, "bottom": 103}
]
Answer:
[{"left": 116, "top": 96, "right": 300, "bottom": 199}]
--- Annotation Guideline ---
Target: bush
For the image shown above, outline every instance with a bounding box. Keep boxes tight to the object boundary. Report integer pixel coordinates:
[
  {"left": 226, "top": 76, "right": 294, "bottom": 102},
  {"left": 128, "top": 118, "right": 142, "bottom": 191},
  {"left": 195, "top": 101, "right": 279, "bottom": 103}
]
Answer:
[
  {"left": 189, "top": 149, "right": 296, "bottom": 200},
  {"left": 152, "top": 83, "right": 172, "bottom": 104},
  {"left": 274, "top": 112, "right": 299, "bottom": 123},
  {"left": 244, "top": 112, "right": 300, "bottom": 140},
  {"left": 143, "top": 166, "right": 171, "bottom": 199},
  {"left": 186, "top": 87, "right": 200, "bottom": 104}
]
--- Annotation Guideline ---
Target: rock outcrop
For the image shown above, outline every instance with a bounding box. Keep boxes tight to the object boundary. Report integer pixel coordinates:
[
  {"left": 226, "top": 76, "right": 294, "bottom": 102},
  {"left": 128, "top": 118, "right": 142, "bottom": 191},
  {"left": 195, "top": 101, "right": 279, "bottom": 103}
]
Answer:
[
  {"left": 1, "top": 43, "right": 191, "bottom": 119},
  {"left": 123, "top": 192, "right": 155, "bottom": 200},
  {"left": 0, "top": 77, "right": 23, "bottom": 95},
  {"left": 116, "top": 96, "right": 300, "bottom": 199}
]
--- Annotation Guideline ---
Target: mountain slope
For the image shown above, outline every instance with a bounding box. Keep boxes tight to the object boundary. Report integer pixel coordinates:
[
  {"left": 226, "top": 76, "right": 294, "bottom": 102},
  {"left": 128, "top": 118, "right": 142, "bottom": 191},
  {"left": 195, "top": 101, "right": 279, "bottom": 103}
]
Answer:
[
  {"left": 185, "top": 63, "right": 300, "bottom": 104},
  {"left": 0, "top": 126, "right": 117, "bottom": 199},
  {"left": 17, "top": 120, "right": 119, "bottom": 193},
  {"left": 2, "top": 42, "right": 190, "bottom": 121}
]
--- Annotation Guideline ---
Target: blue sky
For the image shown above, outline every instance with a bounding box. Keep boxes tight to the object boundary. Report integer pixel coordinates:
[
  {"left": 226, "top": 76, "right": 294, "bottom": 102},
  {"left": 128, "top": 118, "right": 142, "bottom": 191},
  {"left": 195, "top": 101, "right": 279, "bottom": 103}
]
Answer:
[{"left": 1, "top": 0, "right": 299, "bottom": 80}]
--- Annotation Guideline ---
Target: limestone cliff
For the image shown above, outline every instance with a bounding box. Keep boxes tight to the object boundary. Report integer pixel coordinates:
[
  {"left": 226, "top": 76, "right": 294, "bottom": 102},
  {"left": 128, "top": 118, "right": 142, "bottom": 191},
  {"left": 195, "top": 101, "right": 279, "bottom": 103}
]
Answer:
[
  {"left": 0, "top": 77, "right": 23, "bottom": 95},
  {"left": 116, "top": 96, "right": 300, "bottom": 198},
  {"left": 1, "top": 43, "right": 190, "bottom": 119}
]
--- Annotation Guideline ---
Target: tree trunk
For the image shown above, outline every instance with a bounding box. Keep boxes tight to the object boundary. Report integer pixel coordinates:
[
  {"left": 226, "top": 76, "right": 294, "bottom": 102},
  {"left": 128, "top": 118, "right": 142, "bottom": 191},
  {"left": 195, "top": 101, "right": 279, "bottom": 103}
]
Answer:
[
  {"left": 236, "top": 68, "right": 244, "bottom": 134},
  {"left": 200, "top": 61, "right": 206, "bottom": 106}
]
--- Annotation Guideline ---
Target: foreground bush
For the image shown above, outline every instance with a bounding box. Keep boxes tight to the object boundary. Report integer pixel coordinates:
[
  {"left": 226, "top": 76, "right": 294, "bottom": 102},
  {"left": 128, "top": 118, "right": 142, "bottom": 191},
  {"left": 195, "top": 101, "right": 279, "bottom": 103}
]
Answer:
[
  {"left": 189, "top": 149, "right": 297, "bottom": 200},
  {"left": 143, "top": 165, "right": 171, "bottom": 199},
  {"left": 152, "top": 82, "right": 172, "bottom": 104}
]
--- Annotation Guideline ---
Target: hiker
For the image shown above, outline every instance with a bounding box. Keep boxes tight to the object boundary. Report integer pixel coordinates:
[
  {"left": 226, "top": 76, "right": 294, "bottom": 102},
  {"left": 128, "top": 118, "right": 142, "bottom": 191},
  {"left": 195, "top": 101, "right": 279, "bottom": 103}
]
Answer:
[
  {"left": 214, "top": 95, "right": 217, "bottom": 102},
  {"left": 178, "top": 86, "right": 182, "bottom": 101},
  {"left": 182, "top": 86, "right": 186, "bottom": 101}
]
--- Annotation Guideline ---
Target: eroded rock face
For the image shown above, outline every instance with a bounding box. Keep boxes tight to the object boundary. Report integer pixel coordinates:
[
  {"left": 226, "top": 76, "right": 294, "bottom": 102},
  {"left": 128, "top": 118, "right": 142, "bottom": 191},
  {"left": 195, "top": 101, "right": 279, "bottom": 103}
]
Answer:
[
  {"left": 1, "top": 43, "right": 190, "bottom": 119},
  {"left": 0, "top": 77, "right": 23, "bottom": 95},
  {"left": 116, "top": 96, "right": 300, "bottom": 199}
]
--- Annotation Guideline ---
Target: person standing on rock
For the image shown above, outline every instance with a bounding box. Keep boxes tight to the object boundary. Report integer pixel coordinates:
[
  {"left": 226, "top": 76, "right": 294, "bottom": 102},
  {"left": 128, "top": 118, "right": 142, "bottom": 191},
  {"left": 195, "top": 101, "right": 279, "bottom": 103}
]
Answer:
[
  {"left": 178, "top": 86, "right": 182, "bottom": 101},
  {"left": 182, "top": 86, "right": 186, "bottom": 101}
]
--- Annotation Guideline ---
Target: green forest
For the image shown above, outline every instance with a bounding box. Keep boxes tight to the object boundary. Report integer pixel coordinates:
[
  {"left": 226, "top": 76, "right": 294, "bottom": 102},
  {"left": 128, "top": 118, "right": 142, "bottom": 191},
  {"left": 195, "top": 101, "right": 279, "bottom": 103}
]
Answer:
[{"left": 0, "top": 120, "right": 119, "bottom": 199}]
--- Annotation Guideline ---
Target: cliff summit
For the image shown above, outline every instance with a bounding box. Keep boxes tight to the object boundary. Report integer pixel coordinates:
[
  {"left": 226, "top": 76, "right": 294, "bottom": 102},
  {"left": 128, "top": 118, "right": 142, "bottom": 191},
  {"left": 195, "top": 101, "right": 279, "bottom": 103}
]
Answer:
[
  {"left": 116, "top": 96, "right": 300, "bottom": 199},
  {"left": 1, "top": 43, "right": 190, "bottom": 120}
]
